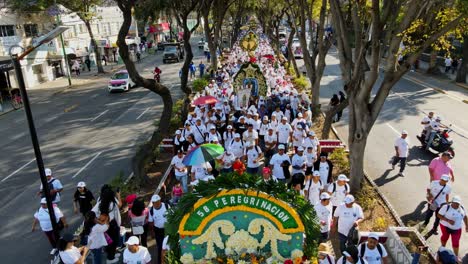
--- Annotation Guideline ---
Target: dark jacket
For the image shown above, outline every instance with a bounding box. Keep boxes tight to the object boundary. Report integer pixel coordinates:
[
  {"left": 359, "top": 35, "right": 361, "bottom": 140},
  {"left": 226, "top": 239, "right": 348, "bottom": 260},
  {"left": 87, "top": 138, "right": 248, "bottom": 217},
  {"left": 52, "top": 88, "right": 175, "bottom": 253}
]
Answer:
[{"left": 313, "top": 159, "right": 334, "bottom": 183}]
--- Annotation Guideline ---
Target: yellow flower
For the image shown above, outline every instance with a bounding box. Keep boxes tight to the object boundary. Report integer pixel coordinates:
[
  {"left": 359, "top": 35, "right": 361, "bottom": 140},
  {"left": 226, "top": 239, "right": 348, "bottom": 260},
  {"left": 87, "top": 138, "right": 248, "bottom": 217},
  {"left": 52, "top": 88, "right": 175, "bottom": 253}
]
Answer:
[
  {"left": 294, "top": 257, "right": 302, "bottom": 264},
  {"left": 227, "top": 259, "right": 234, "bottom": 264}
]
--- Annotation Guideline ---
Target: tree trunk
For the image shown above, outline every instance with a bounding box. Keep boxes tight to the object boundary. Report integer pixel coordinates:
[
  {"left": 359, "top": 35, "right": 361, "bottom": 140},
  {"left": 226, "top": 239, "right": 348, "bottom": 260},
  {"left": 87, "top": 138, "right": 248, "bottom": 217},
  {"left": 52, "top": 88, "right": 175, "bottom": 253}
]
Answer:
[
  {"left": 287, "top": 28, "right": 300, "bottom": 78},
  {"left": 322, "top": 99, "right": 348, "bottom": 139},
  {"left": 426, "top": 49, "right": 441, "bottom": 75},
  {"left": 180, "top": 19, "right": 194, "bottom": 96},
  {"left": 455, "top": 35, "right": 468, "bottom": 83},
  {"left": 203, "top": 14, "right": 216, "bottom": 68},
  {"left": 83, "top": 19, "right": 105, "bottom": 73}
]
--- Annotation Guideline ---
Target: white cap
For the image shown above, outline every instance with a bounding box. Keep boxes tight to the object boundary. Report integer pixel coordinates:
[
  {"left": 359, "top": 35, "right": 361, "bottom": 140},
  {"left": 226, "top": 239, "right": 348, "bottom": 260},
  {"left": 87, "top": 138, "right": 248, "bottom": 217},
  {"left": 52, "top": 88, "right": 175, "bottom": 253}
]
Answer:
[
  {"left": 452, "top": 195, "right": 462, "bottom": 204},
  {"left": 297, "top": 146, "right": 304, "bottom": 152},
  {"left": 320, "top": 192, "right": 331, "bottom": 200},
  {"left": 40, "top": 198, "right": 47, "bottom": 204},
  {"left": 176, "top": 130, "right": 181, "bottom": 135},
  {"left": 151, "top": 194, "right": 161, "bottom": 202},
  {"left": 278, "top": 144, "right": 285, "bottom": 150},
  {"left": 271, "top": 113, "right": 276, "bottom": 117},
  {"left": 338, "top": 174, "right": 349, "bottom": 181},
  {"left": 282, "top": 116, "right": 287, "bottom": 120},
  {"left": 45, "top": 168, "right": 52, "bottom": 176},
  {"left": 344, "top": 194, "right": 355, "bottom": 204},
  {"left": 234, "top": 133, "right": 241, "bottom": 138},
  {"left": 263, "top": 116, "right": 269, "bottom": 120},
  {"left": 209, "top": 125, "right": 216, "bottom": 130},
  {"left": 368, "top": 232, "right": 379, "bottom": 241},
  {"left": 402, "top": 130, "right": 408, "bottom": 135},
  {"left": 239, "top": 116, "right": 245, "bottom": 120},
  {"left": 297, "top": 113, "right": 303, "bottom": 117},
  {"left": 126, "top": 236, "right": 140, "bottom": 245},
  {"left": 77, "top": 181, "right": 86, "bottom": 188},
  {"left": 313, "top": 171, "right": 320, "bottom": 176},
  {"left": 308, "top": 131, "right": 316, "bottom": 136},
  {"left": 227, "top": 125, "right": 233, "bottom": 129},
  {"left": 440, "top": 174, "right": 450, "bottom": 181},
  {"left": 254, "top": 113, "right": 259, "bottom": 116}
]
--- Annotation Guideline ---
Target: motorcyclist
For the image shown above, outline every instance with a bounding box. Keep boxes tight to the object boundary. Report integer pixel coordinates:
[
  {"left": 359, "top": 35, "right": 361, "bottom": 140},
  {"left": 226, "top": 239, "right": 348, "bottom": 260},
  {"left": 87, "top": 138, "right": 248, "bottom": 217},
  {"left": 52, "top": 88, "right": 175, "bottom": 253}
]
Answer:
[
  {"left": 425, "top": 116, "right": 448, "bottom": 150},
  {"left": 421, "top": 112, "right": 434, "bottom": 135},
  {"left": 153, "top": 66, "right": 162, "bottom": 82}
]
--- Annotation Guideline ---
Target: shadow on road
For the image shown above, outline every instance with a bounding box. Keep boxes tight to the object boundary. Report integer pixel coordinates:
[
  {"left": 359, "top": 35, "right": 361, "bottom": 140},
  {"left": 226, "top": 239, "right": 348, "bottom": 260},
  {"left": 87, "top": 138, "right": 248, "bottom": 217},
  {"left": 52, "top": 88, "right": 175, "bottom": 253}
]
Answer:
[
  {"left": 406, "top": 146, "right": 438, "bottom": 168},
  {"left": 401, "top": 201, "right": 427, "bottom": 225},
  {"left": 374, "top": 169, "right": 403, "bottom": 186}
]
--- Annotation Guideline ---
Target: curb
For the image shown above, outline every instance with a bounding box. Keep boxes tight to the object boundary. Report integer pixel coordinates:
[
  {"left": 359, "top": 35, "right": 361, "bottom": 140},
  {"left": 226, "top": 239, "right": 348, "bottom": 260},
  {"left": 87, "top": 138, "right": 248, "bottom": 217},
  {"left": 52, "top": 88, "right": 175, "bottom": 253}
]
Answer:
[
  {"left": 0, "top": 108, "right": 15, "bottom": 117},
  {"left": 325, "top": 113, "right": 406, "bottom": 227},
  {"left": 455, "top": 81, "right": 468, "bottom": 91}
]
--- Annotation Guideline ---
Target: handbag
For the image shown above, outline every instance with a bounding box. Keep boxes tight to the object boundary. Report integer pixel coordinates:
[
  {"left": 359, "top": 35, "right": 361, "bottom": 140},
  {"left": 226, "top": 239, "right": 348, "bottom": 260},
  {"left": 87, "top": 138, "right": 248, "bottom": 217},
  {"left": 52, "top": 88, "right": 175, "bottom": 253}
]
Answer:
[
  {"left": 429, "top": 185, "right": 446, "bottom": 211},
  {"left": 104, "top": 232, "right": 113, "bottom": 245}
]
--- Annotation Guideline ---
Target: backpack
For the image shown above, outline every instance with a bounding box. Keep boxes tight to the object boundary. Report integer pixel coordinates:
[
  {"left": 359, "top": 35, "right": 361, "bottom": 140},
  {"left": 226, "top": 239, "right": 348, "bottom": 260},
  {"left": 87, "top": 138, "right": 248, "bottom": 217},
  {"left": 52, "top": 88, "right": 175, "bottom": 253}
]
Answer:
[
  {"left": 342, "top": 257, "right": 365, "bottom": 264},
  {"left": 149, "top": 203, "right": 169, "bottom": 217},
  {"left": 41, "top": 179, "right": 57, "bottom": 201},
  {"left": 359, "top": 242, "right": 384, "bottom": 258},
  {"left": 332, "top": 182, "right": 349, "bottom": 193}
]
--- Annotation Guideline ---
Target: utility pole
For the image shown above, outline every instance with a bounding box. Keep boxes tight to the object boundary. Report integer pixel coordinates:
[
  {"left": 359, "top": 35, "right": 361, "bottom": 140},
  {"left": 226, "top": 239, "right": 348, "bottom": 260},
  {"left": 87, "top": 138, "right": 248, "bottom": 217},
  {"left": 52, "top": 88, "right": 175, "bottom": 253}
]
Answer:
[{"left": 54, "top": 1, "right": 72, "bottom": 86}]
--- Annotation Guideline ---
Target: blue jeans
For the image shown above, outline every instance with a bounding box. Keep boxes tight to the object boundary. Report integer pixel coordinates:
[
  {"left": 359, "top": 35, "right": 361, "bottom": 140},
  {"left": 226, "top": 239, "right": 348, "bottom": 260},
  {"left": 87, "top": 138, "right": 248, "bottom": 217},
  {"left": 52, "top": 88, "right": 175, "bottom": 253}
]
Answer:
[
  {"left": 426, "top": 131, "right": 436, "bottom": 150},
  {"left": 338, "top": 232, "right": 348, "bottom": 254},
  {"left": 175, "top": 174, "right": 188, "bottom": 193},
  {"left": 247, "top": 167, "right": 259, "bottom": 175},
  {"left": 92, "top": 248, "right": 103, "bottom": 264}
]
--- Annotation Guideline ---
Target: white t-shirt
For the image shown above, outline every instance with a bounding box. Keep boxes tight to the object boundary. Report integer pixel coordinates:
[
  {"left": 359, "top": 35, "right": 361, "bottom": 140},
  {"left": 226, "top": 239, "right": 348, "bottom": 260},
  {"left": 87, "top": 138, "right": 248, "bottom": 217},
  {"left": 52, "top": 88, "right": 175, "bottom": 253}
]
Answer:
[
  {"left": 304, "top": 137, "right": 320, "bottom": 152},
  {"left": 318, "top": 162, "right": 330, "bottom": 184},
  {"left": 221, "top": 153, "right": 236, "bottom": 169},
  {"left": 270, "top": 153, "right": 290, "bottom": 179},
  {"left": 328, "top": 182, "right": 350, "bottom": 206},
  {"left": 291, "top": 154, "right": 307, "bottom": 175},
  {"left": 318, "top": 255, "right": 335, "bottom": 264},
  {"left": 59, "top": 246, "right": 81, "bottom": 264},
  {"left": 305, "top": 180, "right": 323, "bottom": 205},
  {"left": 123, "top": 246, "right": 152, "bottom": 264},
  {"left": 259, "top": 122, "right": 270, "bottom": 136},
  {"left": 229, "top": 140, "right": 245, "bottom": 158},
  {"left": 336, "top": 256, "right": 368, "bottom": 264},
  {"left": 191, "top": 162, "right": 212, "bottom": 180},
  {"left": 243, "top": 130, "right": 259, "bottom": 145},
  {"left": 334, "top": 203, "right": 364, "bottom": 236},
  {"left": 171, "top": 155, "right": 187, "bottom": 177},
  {"left": 277, "top": 123, "right": 292, "bottom": 143},
  {"left": 439, "top": 203, "right": 467, "bottom": 230},
  {"left": 148, "top": 204, "right": 168, "bottom": 228},
  {"left": 193, "top": 124, "right": 206, "bottom": 144},
  {"left": 245, "top": 147, "right": 262, "bottom": 168},
  {"left": 264, "top": 133, "right": 277, "bottom": 149},
  {"left": 428, "top": 181, "right": 451, "bottom": 207},
  {"left": 292, "top": 129, "right": 306, "bottom": 147},
  {"left": 421, "top": 116, "right": 433, "bottom": 129},
  {"left": 88, "top": 223, "right": 109, "bottom": 249},
  {"left": 34, "top": 206, "right": 63, "bottom": 232},
  {"left": 314, "top": 202, "right": 333, "bottom": 232},
  {"left": 39, "top": 178, "right": 63, "bottom": 203},
  {"left": 223, "top": 131, "right": 235, "bottom": 149},
  {"left": 358, "top": 242, "right": 388, "bottom": 264},
  {"left": 394, "top": 137, "right": 409, "bottom": 158},
  {"left": 305, "top": 151, "right": 316, "bottom": 167}
]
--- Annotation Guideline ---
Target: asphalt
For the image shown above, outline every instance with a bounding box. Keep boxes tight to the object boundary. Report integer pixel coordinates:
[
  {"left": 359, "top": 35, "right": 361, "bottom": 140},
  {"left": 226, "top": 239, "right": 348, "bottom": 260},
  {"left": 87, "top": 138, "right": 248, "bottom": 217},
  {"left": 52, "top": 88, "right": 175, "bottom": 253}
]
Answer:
[
  {"left": 308, "top": 50, "right": 468, "bottom": 255},
  {"left": 0, "top": 42, "right": 205, "bottom": 263}
]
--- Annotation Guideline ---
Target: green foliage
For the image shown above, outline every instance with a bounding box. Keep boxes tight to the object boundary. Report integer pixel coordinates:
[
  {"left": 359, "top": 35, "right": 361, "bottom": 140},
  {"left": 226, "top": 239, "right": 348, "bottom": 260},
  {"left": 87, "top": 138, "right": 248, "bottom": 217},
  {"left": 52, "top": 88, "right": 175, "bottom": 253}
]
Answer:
[
  {"left": 291, "top": 75, "right": 310, "bottom": 91},
  {"left": 170, "top": 99, "right": 185, "bottom": 131},
  {"left": 354, "top": 182, "right": 377, "bottom": 212},
  {"left": 109, "top": 171, "right": 139, "bottom": 199},
  {"left": 373, "top": 217, "right": 388, "bottom": 232},
  {"left": 328, "top": 148, "right": 350, "bottom": 176},
  {"left": 192, "top": 78, "right": 209, "bottom": 92},
  {"left": 165, "top": 172, "right": 321, "bottom": 262}
]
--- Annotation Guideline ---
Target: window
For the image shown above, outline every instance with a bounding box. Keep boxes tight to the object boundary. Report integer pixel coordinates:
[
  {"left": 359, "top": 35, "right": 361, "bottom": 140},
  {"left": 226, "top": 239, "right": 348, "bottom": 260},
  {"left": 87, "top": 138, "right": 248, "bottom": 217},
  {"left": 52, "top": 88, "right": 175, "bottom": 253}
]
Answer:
[
  {"left": 79, "top": 24, "right": 87, "bottom": 34},
  {"left": 0, "top": 25, "right": 15, "bottom": 37},
  {"left": 24, "top": 24, "right": 38, "bottom": 37}
]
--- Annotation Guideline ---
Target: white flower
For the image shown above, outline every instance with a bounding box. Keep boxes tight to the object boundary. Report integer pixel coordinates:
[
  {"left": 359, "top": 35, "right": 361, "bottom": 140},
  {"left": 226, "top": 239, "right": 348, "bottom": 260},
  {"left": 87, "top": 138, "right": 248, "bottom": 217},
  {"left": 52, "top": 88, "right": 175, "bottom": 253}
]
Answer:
[
  {"left": 291, "top": 249, "right": 304, "bottom": 259},
  {"left": 181, "top": 253, "right": 195, "bottom": 264},
  {"left": 225, "top": 247, "right": 232, "bottom": 255},
  {"left": 237, "top": 261, "right": 248, "bottom": 264}
]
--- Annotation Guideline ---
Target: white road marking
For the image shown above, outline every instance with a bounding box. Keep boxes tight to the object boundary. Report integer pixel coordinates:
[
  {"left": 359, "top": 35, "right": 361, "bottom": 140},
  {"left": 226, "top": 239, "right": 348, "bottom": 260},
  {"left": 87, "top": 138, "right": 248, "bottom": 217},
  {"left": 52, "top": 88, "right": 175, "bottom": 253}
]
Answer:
[
  {"left": 90, "top": 110, "right": 108, "bottom": 122},
  {"left": 124, "top": 172, "right": 134, "bottom": 184},
  {"left": 72, "top": 152, "right": 102, "bottom": 178},
  {"left": 2, "top": 158, "right": 35, "bottom": 182},
  {"left": 386, "top": 123, "right": 401, "bottom": 135},
  {"left": 11, "top": 132, "right": 26, "bottom": 141},
  {"left": 136, "top": 107, "right": 150, "bottom": 120}
]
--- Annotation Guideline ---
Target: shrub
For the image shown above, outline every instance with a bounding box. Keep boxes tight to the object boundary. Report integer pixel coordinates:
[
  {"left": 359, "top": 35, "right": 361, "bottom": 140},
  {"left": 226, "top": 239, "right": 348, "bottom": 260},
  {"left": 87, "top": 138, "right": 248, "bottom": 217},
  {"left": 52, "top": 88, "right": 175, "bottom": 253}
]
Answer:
[
  {"left": 292, "top": 75, "right": 310, "bottom": 91},
  {"left": 192, "top": 78, "right": 209, "bottom": 92},
  {"left": 355, "top": 182, "right": 377, "bottom": 211},
  {"left": 328, "top": 148, "right": 350, "bottom": 176},
  {"left": 373, "top": 217, "right": 388, "bottom": 231}
]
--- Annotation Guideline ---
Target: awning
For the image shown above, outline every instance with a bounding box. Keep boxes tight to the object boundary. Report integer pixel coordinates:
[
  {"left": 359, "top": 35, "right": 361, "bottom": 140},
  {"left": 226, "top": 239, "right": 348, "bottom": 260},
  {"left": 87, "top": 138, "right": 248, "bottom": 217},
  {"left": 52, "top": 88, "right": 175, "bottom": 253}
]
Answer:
[{"left": 0, "top": 58, "right": 13, "bottom": 71}]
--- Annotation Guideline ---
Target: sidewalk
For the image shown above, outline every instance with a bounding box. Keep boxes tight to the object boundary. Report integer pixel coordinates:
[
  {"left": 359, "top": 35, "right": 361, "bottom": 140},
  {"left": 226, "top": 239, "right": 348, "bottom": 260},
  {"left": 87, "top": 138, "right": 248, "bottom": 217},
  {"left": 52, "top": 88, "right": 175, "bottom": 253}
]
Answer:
[{"left": 415, "top": 60, "right": 468, "bottom": 89}]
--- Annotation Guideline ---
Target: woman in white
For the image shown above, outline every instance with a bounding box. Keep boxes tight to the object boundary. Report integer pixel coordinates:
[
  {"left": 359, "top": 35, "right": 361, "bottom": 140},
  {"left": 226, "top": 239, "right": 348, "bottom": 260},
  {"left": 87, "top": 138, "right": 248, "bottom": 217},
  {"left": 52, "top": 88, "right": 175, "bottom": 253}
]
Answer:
[
  {"left": 58, "top": 233, "right": 89, "bottom": 264},
  {"left": 123, "top": 236, "right": 152, "bottom": 264},
  {"left": 304, "top": 171, "right": 324, "bottom": 205},
  {"left": 81, "top": 211, "right": 109, "bottom": 264},
  {"left": 223, "top": 125, "right": 235, "bottom": 149}
]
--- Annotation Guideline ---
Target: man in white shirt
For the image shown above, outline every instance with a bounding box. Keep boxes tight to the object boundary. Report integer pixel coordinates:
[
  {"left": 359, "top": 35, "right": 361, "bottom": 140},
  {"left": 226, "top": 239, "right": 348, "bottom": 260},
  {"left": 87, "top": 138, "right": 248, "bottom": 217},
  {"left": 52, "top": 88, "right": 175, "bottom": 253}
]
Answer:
[
  {"left": 423, "top": 174, "right": 451, "bottom": 235},
  {"left": 277, "top": 117, "right": 292, "bottom": 146},
  {"left": 171, "top": 150, "right": 188, "bottom": 193},
  {"left": 426, "top": 116, "right": 448, "bottom": 150},
  {"left": 229, "top": 134, "right": 245, "bottom": 159},
  {"left": 291, "top": 146, "right": 307, "bottom": 175},
  {"left": 148, "top": 195, "right": 168, "bottom": 264},
  {"left": 264, "top": 126, "right": 277, "bottom": 165},
  {"left": 444, "top": 56, "right": 452, "bottom": 73},
  {"left": 314, "top": 192, "right": 333, "bottom": 242},
  {"left": 258, "top": 116, "right": 270, "bottom": 150},
  {"left": 190, "top": 162, "right": 213, "bottom": 182},
  {"left": 244, "top": 142, "right": 263, "bottom": 174},
  {"left": 304, "top": 131, "right": 321, "bottom": 155},
  {"left": 333, "top": 195, "right": 364, "bottom": 253},
  {"left": 305, "top": 171, "right": 324, "bottom": 206},
  {"left": 269, "top": 144, "right": 291, "bottom": 182},
  {"left": 32, "top": 198, "right": 67, "bottom": 248},
  {"left": 193, "top": 118, "right": 207, "bottom": 145},
  {"left": 123, "top": 236, "right": 152, "bottom": 264},
  {"left": 219, "top": 150, "right": 236, "bottom": 173},
  {"left": 392, "top": 130, "right": 409, "bottom": 176},
  {"left": 243, "top": 124, "right": 259, "bottom": 146},
  {"left": 37, "top": 168, "right": 63, "bottom": 204},
  {"left": 261, "top": 167, "right": 278, "bottom": 183},
  {"left": 328, "top": 174, "right": 351, "bottom": 212},
  {"left": 305, "top": 146, "right": 316, "bottom": 175},
  {"left": 419, "top": 112, "right": 434, "bottom": 137},
  {"left": 358, "top": 233, "right": 388, "bottom": 264}
]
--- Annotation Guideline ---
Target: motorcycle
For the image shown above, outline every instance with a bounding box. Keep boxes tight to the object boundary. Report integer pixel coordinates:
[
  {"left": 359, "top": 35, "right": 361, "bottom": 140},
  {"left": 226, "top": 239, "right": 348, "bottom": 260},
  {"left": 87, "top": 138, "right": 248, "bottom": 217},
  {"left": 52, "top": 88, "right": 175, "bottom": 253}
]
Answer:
[
  {"left": 154, "top": 73, "right": 161, "bottom": 83},
  {"left": 416, "top": 127, "right": 455, "bottom": 157}
]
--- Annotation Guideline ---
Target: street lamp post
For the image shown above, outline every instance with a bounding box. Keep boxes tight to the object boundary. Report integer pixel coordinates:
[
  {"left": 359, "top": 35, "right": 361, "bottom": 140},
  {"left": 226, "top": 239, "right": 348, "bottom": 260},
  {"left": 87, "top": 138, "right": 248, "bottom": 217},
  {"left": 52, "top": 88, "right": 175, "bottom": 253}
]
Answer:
[{"left": 10, "top": 26, "right": 68, "bottom": 245}]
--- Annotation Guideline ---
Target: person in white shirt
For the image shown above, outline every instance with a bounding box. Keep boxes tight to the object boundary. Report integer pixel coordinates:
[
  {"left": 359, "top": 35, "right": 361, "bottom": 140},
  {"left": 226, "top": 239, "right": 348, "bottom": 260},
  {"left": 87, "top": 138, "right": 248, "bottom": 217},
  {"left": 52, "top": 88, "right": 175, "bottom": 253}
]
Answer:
[
  {"left": 291, "top": 112, "right": 305, "bottom": 130},
  {"left": 444, "top": 56, "right": 452, "bottom": 73},
  {"left": 32, "top": 198, "right": 67, "bottom": 248},
  {"left": 171, "top": 150, "right": 188, "bottom": 193},
  {"left": 304, "top": 131, "right": 321, "bottom": 155},
  {"left": 258, "top": 116, "right": 270, "bottom": 149},
  {"left": 328, "top": 174, "right": 351, "bottom": 212},
  {"left": 244, "top": 142, "right": 263, "bottom": 174},
  {"left": 123, "top": 236, "right": 152, "bottom": 264},
  {"left": 219, "top": 150, "right": 236, "bottom": 173},
  {"left": 223, "top": 125, "right": 235, "bottom": 150},
  {"left": 291, "top": 146, "right": 307, "bottom": 175},
  {"left": 190, "top": 162, "right": 213, "bottom": 182},
  {"left": 269, "top": 144, "right": 291, "bottom": 182},
  {"left": 317, "top": 242, "right": 335, "bottom": 264},
  {"left": 270, "top": 114, "right": 279, "bottom": 131},
  {"left": 423, "top": 174, "right": 451, "bottom": 234},
  {"left": 243, "top": 124, "right": 259, "bottom": 146},
  {"left": 272, "top": 106, "right": 284, "bottom": 121},
  {"left": 229, "top": 134, "right": 245, "bottom": 159},
  {"left": 277, "top": 117, "right": 292, "bottom": 146},
  {"left": 148, "top": 195, "right": 168, "bottom": 264},
  {"left": 251, "top": 113, "right": 261, "bottom": 131},
  {"left": 57, "top": 233, "right": 89, "bottom": 264},
  {"left": 37, "top": 168, "right": 63, "bottom": 204},
  {"left": 193, "top": 118, "right": 207, "bottom": 145},
  {"left": 264, "top": 126, "right": 277, "bottom": 165},
  {"left": 314, "top": 193, "right": 333, "bottom": 242},
  {"left": 337, "top": 245, "right": 368, "bottom": 264},
  {"left": 358, "top": 233, "right": 388, "bottom": 264},
  {"left": 419, "top": 112, "right": 434, "bottom": 137},
  {"left": 333, "top": 195, "right": 364, "bottom": 253},
  {"left": 392, "top": 130, "right": 409, "bottom": 176},
  {"left": 305, "top": 171, "right": 324, "bottom": 205},
  {"left": 173, "top": 130, "right": 186, "bottom": 153},
  {"left": 82, "top": 211, "right": 109, "bottom": 264},
  {"left": 305, "top": 146, "right": 316, "bottom": 175},
  {"left": 426, "top": 116, "right": 448, "bottom": 150},
  {"left": 437, "top": 196, "right": 468, "bottom": 256},
  {"left": 182, "top": 122, "right": 194, "bottom": 141},
  {"left": 292, "top": 125, "right": 307, "bottom": 150},
  {"left": 261, "top": 167, "right": 278, "bottom": 183},
  {"left": 205, "top": 125, "right": 221, "bottom": 143}
]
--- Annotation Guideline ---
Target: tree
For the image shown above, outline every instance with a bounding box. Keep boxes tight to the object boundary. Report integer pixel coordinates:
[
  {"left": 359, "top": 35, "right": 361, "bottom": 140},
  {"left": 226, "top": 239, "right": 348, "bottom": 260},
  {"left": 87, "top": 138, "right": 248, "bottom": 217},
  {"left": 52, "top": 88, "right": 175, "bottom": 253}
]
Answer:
[
  {"left": 329, "top": 0, "right": 467, "bottom": 191},
  {"left": 255, "top": 0, "right": 286, "bottom": 55},
  {"left": 285, "top": 11, "right": 300, "bottom": 77},
  {"left": 227, "top": 0, "right": 251, "bottom": 47},
  {"left": 115, "top": 0, "right": 173, "bottom": 182},
  {"left": 456, "top": 34, "right": 468, "bottom": 83}
]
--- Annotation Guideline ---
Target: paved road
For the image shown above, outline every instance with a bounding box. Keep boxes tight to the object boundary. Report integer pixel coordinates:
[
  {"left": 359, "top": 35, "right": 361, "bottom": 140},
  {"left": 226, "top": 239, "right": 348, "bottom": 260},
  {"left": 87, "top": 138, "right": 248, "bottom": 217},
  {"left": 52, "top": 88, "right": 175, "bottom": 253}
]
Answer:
[
  {"left": 313, "top": 51, "right": 468, "bottom": 254},
  {"left": 0, "top": 43, "right": 204, "bottom": 263}
]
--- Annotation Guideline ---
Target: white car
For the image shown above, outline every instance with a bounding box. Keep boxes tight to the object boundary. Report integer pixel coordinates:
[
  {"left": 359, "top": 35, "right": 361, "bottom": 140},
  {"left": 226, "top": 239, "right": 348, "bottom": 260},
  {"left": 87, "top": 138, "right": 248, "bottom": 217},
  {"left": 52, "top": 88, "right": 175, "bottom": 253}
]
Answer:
[
  {"left": 292, "top": 39, "right": 303, "bottom": 58},
  {"left": 107, "top": 70, "right": 135, "bottom": 92}
]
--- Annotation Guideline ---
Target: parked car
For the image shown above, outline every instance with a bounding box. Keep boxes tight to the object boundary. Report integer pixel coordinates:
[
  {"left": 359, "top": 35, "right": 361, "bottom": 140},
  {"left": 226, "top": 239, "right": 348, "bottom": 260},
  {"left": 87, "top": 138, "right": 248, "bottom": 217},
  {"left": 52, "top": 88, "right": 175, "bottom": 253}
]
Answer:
[
  {"left": 107, "top": 70, "right": 135, "bottom": 93},
  {"left": 198, "top": 39, "right": 205, "bottom": 49},
  {"left": 292, "top": 38, "right": 303, "bottom": 59},
  {"left": 162, "top": 43, "right": 184, "bottom": 63}
]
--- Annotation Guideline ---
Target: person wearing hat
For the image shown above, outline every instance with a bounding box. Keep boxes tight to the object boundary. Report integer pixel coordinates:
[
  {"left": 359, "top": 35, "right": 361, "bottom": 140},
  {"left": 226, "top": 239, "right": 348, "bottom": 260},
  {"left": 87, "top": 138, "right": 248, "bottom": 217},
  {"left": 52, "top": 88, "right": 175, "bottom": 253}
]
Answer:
[
  {"left": 277, "top": 116, "right": 293, "bottom": 148},
  {"left": 173, "top": 129, "right": 186, "bottom": 153},
  {"left": 392, "top": 130, "right": 409, "bottom": 176},
  {"left": 234, "top": 116, "right": 248, "bottom": 138},
  {"left": 57, "top": 233, "right": 89, "bottom": 264},
  {"left": 243, "top": 123, "right": 259, "bottom": 146},
  {"left": 314, "top": 153, "right": 334, "bottom": 185},
  {"left": 182, "top": 121, "right": 194, "bottom": 141},
  {"left": 171, "top": 150, "right": 188, "bottom": 193},
  {"left": 269, "top": 144, "right": 291, "bottom": 183},
  {"left": 258, "top": 116, "right": 270, "bottom": 149},
  {"left": 244, "top": 141, "right": 263, "bottom": 174},
  {"left": 123, "top": 236, "right": 152, "bottom": 264},
  {"left": 317, "top": 242, "right": 335, "bottom": 263},
  {"left": 328, "top": 174, "right": 351, "bottom": 212},
  {"left": 304, "top": 131, "right": 321, "bottom": 155},
  {"left": 429, "top": 152, "right": 455, "bottom": 183},
  {"left": 223, "top": 125, "right": 235, "bottom": 150},
  {"left": 291, "top": 112, "right": 305, "bottom": 130},
  {"left": 337, "top": 245, "right": 367, "bottom": 263},
  {"left": 423, "top": 174, "right": 452, "bottom": 234},
  {"left": 305, "top": 171, "right": 324, "bottom": 206},
  {"left": 305, "top": 146, "right": 317, "bottom": 175},
  {"left": 261, "top": 167, "right": 278, "bottom": 183},
  {"left": 426, "top": 116, "right": 448, "bottom": 150},
  {"left": 436, "top": 246, "right": 458, "bottom": 264},
  {"left": 333, "top": 194, "right": 364, "bottom": 253},
  {"left": 32, "top": 197, "right": 67, "bottom": 248},
  {"left": 148, "top": 195, "right": 169, "bottom": 264},
  {"left": 357, "top": 233, "right": 388, "bottom": 264},
  {"left": 264, "top": 125, "right": 278, "bottom": 165},
  {"left": 315, "top": 192, "right": 333, "bottom": 243},
  {"left": 437, "top": 196, "right": 468, "bottom": 257},
  {"left": 73, "top": 181, "right": 95, "bottom": 217},
  {"left": 192, "top": 118, "right": 207, "bottom": 145},
  {"left": 37, "top": 168, "right": 63, "bottom": 204},
  {"left": 219, "top": 150, "right": 236, "bottom": 173},
  {"left": 229, "top": 133, "right": 245, "bottom": 159}
]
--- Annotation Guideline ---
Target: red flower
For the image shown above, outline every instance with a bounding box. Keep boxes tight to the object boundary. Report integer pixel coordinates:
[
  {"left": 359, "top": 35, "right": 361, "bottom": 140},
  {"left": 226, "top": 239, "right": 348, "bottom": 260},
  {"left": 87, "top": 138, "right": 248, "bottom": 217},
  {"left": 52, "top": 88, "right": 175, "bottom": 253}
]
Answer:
[
  {"left": 284, "top": 260, "right": 293, "bottom": 264},
  {"left": 249, "top": 56, "right": 257, "bottom": 63}
]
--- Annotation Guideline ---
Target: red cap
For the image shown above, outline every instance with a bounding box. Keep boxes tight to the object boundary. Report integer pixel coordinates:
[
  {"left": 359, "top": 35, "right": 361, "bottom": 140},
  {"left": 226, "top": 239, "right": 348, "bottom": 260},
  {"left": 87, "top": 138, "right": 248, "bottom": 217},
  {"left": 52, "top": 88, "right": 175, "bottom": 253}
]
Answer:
[
  {"left": 262, "top": 167, "right": 271, "bottom": 174},
  {"left": 125, "top": 194, "right": 137, "bottom": 209}
]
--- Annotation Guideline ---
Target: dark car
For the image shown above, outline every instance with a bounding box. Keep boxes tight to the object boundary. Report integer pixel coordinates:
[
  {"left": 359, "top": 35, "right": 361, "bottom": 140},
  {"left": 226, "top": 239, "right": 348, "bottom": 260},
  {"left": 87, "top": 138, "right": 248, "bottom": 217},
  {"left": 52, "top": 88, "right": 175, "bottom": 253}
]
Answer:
[{"left": 162, "top": 43, "right": 184, "bottom": 63}]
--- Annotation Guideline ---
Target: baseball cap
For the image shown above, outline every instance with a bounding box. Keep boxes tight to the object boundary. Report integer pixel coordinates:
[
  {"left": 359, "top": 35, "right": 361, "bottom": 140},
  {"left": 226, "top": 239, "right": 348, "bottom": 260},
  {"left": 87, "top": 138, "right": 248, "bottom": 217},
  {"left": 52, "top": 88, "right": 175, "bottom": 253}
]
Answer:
[
  {"left": 344, "top": 194, "right": 355, "bottom": 204},
  {"left": 185, "top": 121, "right": 191, "bottom": 126},
  {"left": 45, "top": 168, "right": 52, "bottom": 176},
  {"left": 282, "top": 116, "right": 287, "bottom": 120},
  {"left": 126, "top": 236, "right": 140, "bottom": 245},
  {"left": 313, "top": 171, "right": 320, "bottom": 176},
  {"left": 320, "top": 192, "right": 331, "bottom": 200},
  {"left": 209, "top": 125, "right": 216, "bottom": 130},
  {"left": 77, "top": 181, "right": 86, "bottom": 188},
  {"left": 254, "top": 113, "right": 259, "bottom": 116},
  {"left": 234, "top": 133, "right": 241, "bottom": 138},
  {"left": 61, "top": 233, "right": 76, "bottom": 243},
  {"left": 278, "top": 144, "right": 285, "bottom": 150},
  {"left": 262, "top": 167, "right": 271, "bottom": 174},
  {"left": 125, "top": 194, "right": 137, "bottom": 209},
  {"left": 452, "top": 196, "right": 462, "bottom": 204},
  {"left": 227, "top": 125, "right": 233, "bottom": 129},
  {"left": 308, "top": 131, "right": 316, "bottom": 136},
  {"left": 239, "top": 116, "right": 245, "bottom": 120},
  {"left": 368, "top": 232, "right": 379, "bottom": 241},
  {"left": 297, "top": 113, "right": 303, "bottom": 117},
  {"left": 40, "top": 198, "right": 47, "bottom": 204},
  {"left": 440, "top": 174, "right": 450, "bottom": 182},
  {"left": 402, "top": 130, "right": 408, "bottom": 135},
  {"left": 175, "top": 130, "right": 181, "bottom": 135},
  {"left": 297, "top": 146, "right": 304, "bottom": 152},
  {"left": 263, "top": 116, "right": 269, "bottom": 120},
  {"left": 338, "top": 174, "right": 349, "bottom": 181},
  {"left": 151, "top": 194, "right": 161, "bottom": 202}
]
